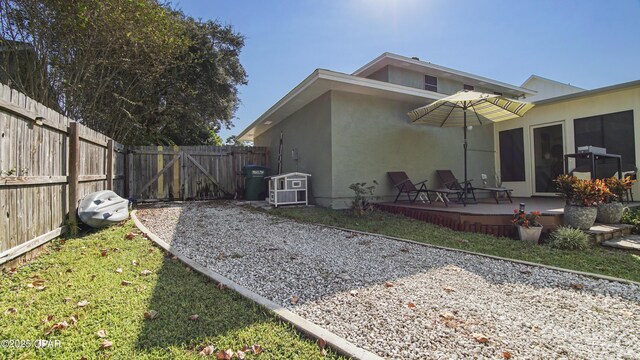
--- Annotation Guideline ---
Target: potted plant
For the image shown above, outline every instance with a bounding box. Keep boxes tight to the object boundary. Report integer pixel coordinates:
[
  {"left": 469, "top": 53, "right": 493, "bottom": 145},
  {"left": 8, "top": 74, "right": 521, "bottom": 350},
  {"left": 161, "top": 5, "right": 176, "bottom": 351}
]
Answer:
[
  {"left": 555, "top": 175, "right": 610, "bottom": 230},
  {"left": 597, "top": 176, "right": 636, "bottom": 223},
  {"left": 512, "top": 209, "right": 543, "bottom": 243}
]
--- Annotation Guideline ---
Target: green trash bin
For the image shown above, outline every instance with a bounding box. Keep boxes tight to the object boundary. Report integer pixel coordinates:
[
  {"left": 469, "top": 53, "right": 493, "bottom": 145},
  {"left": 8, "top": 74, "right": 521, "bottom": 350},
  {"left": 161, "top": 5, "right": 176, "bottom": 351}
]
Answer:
[{"left": 243, "top": 165, "right": 269, "bottom": 200}]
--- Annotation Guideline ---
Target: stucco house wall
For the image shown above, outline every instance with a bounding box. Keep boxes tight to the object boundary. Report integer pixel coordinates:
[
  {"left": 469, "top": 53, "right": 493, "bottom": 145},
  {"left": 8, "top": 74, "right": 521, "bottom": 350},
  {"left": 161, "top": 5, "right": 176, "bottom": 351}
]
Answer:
[
  {"left": 254, "top": 92, "right": 333, "bottom": 206},
  {"left": 494, "top": 84, "right": 640, "bottom": 197},
  {"left": 329, "top": 90, "right": 496, "bottom": 209}
]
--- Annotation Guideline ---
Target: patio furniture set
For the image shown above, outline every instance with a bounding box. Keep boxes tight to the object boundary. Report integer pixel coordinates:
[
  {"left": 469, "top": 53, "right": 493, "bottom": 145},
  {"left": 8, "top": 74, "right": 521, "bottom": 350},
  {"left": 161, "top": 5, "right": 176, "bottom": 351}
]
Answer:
[{"left": 388, "top": 170, "right": 513, "bottom": 207}]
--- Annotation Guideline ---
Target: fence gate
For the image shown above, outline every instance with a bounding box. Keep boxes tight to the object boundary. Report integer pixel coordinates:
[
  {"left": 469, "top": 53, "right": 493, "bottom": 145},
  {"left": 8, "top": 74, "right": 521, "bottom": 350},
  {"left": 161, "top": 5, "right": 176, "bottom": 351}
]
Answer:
[{"left": 127, "top": 145, "right": 268, "bottom": 201}]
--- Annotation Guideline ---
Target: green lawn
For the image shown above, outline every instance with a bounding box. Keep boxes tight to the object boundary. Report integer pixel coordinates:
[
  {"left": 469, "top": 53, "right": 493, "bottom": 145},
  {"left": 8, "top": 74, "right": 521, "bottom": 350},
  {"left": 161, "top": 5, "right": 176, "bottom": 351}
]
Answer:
[
  {"left": 0, "top": 221, "right": 342, "bottom": 360},
  {"left": 266, "top": 206, "right": 640, "bottom": 283}
]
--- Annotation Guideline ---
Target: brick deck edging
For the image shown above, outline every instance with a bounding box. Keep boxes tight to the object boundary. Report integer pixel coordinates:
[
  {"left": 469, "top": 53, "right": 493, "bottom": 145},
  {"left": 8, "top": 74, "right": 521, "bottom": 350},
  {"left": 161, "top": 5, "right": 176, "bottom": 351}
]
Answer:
[
  {"left": 375, "top": 203, "right": 518, "bottom": 237},
  {"left": 131, "top": 211, "right": 382, "bottom": 360}
]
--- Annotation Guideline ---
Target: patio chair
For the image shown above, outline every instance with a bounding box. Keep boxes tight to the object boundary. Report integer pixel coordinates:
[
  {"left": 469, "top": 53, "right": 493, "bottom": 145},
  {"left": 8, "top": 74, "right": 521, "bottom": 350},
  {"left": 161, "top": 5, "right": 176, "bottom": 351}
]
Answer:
[
  {"left": 435, "top": 170, "right": 477, "bottom": 202},
  {"left": 436, "top": 170, "right": 513, "bottom": 204},
  {"left": 387, "top": 172, "right": 429, "bottom": 203},
  {"left": 387, "top": 172, "right": 457, "bottom": 207}
]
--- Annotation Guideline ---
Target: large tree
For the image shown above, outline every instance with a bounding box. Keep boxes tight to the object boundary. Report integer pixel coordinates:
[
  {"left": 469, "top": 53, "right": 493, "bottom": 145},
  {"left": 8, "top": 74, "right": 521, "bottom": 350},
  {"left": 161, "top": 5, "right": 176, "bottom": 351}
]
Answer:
[{"left": 0, "top": 0, "right": 247, "bottom": 145}]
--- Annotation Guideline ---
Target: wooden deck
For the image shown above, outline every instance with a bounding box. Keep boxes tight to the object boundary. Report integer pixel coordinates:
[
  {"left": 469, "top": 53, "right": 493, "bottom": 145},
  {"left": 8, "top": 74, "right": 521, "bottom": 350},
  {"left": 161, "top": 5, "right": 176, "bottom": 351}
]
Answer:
[{"left": 376, "top": 197, "right": 567, "bottom": 238}]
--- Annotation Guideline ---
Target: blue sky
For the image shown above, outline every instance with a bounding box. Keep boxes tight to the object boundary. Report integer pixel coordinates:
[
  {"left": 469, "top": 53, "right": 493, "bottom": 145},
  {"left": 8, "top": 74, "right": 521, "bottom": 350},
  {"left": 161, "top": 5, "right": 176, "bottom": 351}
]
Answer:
[{"left": 174, "top": 0, "right": 640, "bottom": 141}]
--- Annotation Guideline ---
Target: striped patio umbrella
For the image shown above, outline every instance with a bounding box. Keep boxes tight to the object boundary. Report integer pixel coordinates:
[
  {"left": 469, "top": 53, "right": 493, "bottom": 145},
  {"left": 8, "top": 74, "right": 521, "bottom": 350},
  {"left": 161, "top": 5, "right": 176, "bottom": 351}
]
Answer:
[{"left": 407, "top": 90, "right": 534, "bottom": 204}]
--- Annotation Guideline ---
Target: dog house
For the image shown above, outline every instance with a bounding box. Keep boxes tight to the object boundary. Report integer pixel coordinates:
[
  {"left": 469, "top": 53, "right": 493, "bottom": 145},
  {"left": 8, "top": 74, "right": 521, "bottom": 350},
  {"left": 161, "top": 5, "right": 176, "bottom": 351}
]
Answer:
[{"left": 267, "top": 172, "right": 311, "bottom": 207}]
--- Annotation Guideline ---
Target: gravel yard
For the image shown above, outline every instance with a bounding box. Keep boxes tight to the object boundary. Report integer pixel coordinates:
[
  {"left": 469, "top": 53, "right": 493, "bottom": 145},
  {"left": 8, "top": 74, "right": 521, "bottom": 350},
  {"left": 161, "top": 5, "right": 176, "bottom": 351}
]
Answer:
[{"left": 137, "top": 202, "right": 640, "bottom": 360}]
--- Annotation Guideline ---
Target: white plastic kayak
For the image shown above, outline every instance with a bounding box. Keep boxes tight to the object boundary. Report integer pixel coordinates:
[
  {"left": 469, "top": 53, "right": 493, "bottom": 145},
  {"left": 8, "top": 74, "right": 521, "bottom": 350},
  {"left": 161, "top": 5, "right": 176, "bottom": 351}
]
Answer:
[{"left": 78, "top": 190, "right": 130, "bottom": 228}]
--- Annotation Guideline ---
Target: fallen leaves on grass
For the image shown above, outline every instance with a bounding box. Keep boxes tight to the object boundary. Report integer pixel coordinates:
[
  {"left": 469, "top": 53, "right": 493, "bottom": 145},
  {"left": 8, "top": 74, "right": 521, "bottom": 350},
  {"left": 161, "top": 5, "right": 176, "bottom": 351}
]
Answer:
[
  {"left": 77, "top": 300, "right": 89, "bottom": 307},
  {"left": 140, "top": 269, "right": 153, "bottom": 276},
  {"left": 90, "top": 274, "right": 97, "bottom": 281},
  {"left": 144, "top": 310, "right": 159, "bottom": 320},
  {"left": 41, "top": 314, "right": 54, "bottom": 323},
  {"left": 199, "top": 345, "right": 215, "bottom": 356},
  {"left": 115, "top": 268, "right": 123, "bottom": 274},
  {"left": 125, "top": 232, "right": 137, "bottom": 240},
  {"left": 189, "top": 314, "right": 200, "bottom": 321},
  {"left": 131, "top": 260, "right": 138, "bottom": 266},
  {"left": 216, "top": 283, "right": 226, "bottom": 290},
  {"left": 236, "top": 350, "right": 246, "bottom": 359},
  {"left": 100, "top": 249, "right": 108, "bottom": 257},
  {"left": 121, "top": 280, "right": 132, "bottom": 286},
  {"left": 4, "top": 307, "right": 17, "bottom": 315},
  {"left": 69, "top": 315, "right": 78, "bottom": 325},
  {"left": 317, "top": 338, "right": 327, "bottom": 355},
  {"left": 45, "top": 321, "right": 69, "bottom": 335},
  {"left": 99, "top": 339, "right": 113, "bottom": 349},
  {"left": 215, "top": 349, "right": 234, "bottom": 359},
  {"left": 97, "top": 330, "right": 107, "bottom": 338},
  {"left": 251, "top": 344, "right": 263, "bottom": 354}
]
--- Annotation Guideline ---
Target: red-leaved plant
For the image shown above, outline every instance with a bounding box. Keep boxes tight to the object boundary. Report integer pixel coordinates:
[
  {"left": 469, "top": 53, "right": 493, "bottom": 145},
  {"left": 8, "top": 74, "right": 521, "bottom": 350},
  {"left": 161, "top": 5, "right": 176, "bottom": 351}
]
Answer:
[{"left": 512, "top": 210, "right": 542, "bottom": 228}]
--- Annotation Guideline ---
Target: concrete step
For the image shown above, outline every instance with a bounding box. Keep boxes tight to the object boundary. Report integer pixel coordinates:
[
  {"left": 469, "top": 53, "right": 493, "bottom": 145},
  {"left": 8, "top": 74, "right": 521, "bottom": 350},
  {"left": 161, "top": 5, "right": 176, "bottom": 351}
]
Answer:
[
  {"left": 586, "top": 223, "right": 634, "bottom": 243},
  {"left": 602, "top": 235, "right": 640, "bottom": 252}
]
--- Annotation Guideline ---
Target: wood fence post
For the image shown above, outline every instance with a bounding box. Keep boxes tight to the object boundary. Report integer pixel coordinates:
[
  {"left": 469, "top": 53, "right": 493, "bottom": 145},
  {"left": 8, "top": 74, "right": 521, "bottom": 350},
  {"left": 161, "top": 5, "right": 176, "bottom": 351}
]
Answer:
[
  {"left": 123, "top": 147, "right": 129, "bottom": 197},
  {"left": 127, "top": 152, "right": 134, "bottom": 199},
  {"left": 68, "top": 122, "right": 79, "bottom": 234},
  {"left": 106, "top": 140, "right": 114, "bottom": 191}
]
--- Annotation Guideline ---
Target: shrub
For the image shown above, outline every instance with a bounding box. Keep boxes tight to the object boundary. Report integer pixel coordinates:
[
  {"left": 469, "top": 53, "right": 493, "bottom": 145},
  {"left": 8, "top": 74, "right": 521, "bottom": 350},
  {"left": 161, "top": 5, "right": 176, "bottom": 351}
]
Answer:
[
  {"left": 548, "top": 226, "right": 589, "bottom": 250},
  {"left": 621, "top": 207, "right": 640, "bottom": 234},
  {"left": 349, "top": 181, "right": 378, "bottom": 216},
  {"left": 554, "top": 174, "right": 577, "bottom": 204},
  {"left": 570, "top": 178, "right": 611, "bottom": 207},
  {"left": 512, "top": 210, "right": 542, "bottom": 228},
  {"left": 604, "top": 176, "right": 636, "bottom": 202}
]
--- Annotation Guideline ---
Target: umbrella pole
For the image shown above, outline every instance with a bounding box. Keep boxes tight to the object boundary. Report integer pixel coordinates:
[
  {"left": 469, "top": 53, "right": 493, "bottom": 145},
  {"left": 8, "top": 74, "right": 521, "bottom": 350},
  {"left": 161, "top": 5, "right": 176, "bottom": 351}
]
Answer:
[{"left": 463, "top": 108, "right": 468, "bottom": 206}]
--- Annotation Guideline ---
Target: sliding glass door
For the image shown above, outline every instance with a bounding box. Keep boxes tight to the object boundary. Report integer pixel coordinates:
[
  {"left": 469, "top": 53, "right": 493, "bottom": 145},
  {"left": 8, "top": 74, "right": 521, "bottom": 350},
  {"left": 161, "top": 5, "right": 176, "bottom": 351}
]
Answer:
[{"left": 532, "top": 123, "right": 564, "bottom": 194}]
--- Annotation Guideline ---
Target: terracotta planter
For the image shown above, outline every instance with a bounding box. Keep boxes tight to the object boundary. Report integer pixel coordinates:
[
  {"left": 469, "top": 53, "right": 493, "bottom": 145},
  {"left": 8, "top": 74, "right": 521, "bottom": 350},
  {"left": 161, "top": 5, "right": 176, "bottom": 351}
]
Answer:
[
  {"left": 517, "top": 226, "right": 543, "bottom": 243},
  {"left": 563, "top": 205, "right": 597, "bottom": 230},
  {"left": 596, "top": 202, "right": 625, "bottom": 224}
]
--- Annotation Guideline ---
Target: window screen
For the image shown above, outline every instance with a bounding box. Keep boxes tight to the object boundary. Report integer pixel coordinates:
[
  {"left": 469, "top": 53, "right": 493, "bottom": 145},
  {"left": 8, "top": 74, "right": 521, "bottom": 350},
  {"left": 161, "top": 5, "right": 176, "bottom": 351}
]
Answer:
[
  {"left": 424, "top": 75, "right": 437, "bottom": 92},
  {"left": 499, "top": 128, "right": 525, "bottom": 181},
  {"left": 574, "top": 110, "right": 635, "bottom": 174}
]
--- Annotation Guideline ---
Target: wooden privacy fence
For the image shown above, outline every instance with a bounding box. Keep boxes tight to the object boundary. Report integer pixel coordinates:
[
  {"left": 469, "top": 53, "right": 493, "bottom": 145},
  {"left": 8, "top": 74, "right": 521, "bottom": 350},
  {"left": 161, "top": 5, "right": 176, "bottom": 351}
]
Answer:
[
  {"left": 127, "top": 145, "right": 268, "bottom": 201},
  {"left": 0, "top": 83, "right": 125, "bottom": 266},
  {"left": 0, "top": 82, "right": 269, "bottom": 266}
]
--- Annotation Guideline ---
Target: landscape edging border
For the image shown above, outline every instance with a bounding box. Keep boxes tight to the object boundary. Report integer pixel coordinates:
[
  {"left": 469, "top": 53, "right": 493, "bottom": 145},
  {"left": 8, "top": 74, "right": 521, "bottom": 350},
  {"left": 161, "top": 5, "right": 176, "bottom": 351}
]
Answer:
[
  {"left": 130, "top": 210, "right": 382, "bottom": 360},
  {"left": 314, "top": 223, "right": 640, "bottom": 287}
]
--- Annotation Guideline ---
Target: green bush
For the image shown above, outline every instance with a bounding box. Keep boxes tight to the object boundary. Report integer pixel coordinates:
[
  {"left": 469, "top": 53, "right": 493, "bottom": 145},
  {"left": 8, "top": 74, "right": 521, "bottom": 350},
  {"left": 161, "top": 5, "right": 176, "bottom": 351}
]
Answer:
[
  {"left": 548, "top": 226, "right": 589, "bottom": 250},
  {"left": 349, "top": 181, "right": 378, "bottom": 217},
  {"left": 621, "top": 207, "right": 640, "bottom": 234}
]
